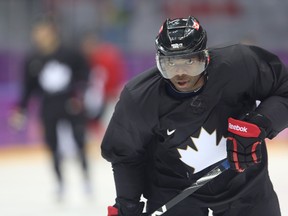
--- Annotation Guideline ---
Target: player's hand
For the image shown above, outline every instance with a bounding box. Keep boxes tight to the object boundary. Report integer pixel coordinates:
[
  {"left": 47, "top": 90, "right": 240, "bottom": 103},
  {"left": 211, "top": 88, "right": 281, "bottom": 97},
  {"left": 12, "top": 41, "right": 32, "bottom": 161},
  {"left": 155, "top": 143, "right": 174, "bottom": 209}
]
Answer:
[
  {"left": 107, "top": 200, "right": 145, "bottom": 216},
  {"left": 9, "top": 108, "right": 26, "bottom": 130},
  {"left": 66, "top": 97, "right": 84, "bottom": 115},
  {"left": 226, "top": 117, "right": 266, "bottom": 172}
]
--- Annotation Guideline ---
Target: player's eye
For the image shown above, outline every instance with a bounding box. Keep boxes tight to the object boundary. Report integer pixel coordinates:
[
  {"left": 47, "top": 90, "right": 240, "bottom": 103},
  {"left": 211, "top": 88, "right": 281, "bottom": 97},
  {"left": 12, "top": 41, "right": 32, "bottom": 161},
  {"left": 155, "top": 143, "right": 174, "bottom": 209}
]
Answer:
[
  {"left": 185, "top": 58, "right": 194, "bottom": 65},
  {"left": 168, "top": 58, "right": 175, "bottom": 66}
]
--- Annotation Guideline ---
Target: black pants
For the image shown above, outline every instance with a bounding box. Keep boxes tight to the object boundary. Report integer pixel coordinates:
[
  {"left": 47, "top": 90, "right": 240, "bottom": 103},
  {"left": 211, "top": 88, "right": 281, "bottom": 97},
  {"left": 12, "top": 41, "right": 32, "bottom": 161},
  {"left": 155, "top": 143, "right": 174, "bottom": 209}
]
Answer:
[
  {"left": 42, "top": 110, "right": 89, "bottom": 184},
  {"left": 146, "top": 176, "right": 281, "bottom": 216}
]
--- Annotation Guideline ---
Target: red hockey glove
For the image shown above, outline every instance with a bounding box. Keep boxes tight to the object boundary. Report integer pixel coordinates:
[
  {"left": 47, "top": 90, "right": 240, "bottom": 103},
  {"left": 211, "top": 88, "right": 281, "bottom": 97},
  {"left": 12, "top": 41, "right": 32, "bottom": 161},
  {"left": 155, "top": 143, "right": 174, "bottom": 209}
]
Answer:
[{"left": 226, "top": 117, "right": 266, "bottom": 172}]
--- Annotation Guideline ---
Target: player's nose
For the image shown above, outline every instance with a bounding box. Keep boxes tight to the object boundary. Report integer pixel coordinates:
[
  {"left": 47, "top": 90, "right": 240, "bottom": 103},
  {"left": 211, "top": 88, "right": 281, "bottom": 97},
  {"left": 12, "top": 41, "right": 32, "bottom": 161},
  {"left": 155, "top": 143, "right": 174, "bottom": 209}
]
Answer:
[{"left": 174, "top": 66, "right": 189, "bottom": 76}]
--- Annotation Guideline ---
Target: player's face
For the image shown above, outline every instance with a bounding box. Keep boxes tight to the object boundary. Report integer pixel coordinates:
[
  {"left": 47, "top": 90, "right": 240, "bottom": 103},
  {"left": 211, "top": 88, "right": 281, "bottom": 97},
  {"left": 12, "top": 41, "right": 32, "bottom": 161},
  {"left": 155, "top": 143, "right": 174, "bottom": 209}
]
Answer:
[
  {"left": 156, "top": 50, "right": 209, "bottom": 80},
  {"left": 32, "top": 24, "right": 59, "bottom": 53},
  {"left": 170, "top": 73, "right": 204, "bottom": 92}
]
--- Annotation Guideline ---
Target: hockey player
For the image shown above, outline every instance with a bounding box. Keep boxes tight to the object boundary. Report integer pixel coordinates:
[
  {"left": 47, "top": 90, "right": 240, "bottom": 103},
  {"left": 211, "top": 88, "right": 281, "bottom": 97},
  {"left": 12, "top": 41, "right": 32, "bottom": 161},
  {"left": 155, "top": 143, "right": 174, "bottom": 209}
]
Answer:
[
  {"left": 11, "top": 17, "right": 91, "bottom": 197},
  {"left": 101, "top": 16, "right": 288, "bottom": 215}
]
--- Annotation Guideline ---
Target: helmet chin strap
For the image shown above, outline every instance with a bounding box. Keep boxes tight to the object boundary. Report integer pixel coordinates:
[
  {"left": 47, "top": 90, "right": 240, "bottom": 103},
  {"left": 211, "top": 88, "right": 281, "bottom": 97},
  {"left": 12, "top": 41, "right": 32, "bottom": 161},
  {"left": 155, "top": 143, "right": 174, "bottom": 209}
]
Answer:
[{"left": 195, "top": 71, "right": 208, "bottom": 87}]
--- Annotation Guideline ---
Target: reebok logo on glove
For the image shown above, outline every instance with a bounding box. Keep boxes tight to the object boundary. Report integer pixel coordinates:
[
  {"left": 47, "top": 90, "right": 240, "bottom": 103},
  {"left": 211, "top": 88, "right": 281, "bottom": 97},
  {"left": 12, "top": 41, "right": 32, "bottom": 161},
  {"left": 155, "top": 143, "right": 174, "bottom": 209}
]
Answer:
[
  {"left": 229, "top": 123, "right": 248, "bottom": 133},
  {"left": 228, "top": 117, "right": 261, "bottom": 138}
]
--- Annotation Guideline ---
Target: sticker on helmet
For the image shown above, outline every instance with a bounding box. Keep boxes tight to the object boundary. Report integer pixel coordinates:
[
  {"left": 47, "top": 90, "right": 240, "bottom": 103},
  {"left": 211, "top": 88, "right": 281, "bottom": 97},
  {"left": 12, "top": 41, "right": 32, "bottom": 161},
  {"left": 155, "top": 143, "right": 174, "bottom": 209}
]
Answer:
[
  {"left": 171, "top": 43, "right": 183, "bottom": 49},
  {"left": 192, "top": 20, "right": 200, "bottom": 30},
  {"left": 159, "top": 25, "right": 163, "bottom": 33}
]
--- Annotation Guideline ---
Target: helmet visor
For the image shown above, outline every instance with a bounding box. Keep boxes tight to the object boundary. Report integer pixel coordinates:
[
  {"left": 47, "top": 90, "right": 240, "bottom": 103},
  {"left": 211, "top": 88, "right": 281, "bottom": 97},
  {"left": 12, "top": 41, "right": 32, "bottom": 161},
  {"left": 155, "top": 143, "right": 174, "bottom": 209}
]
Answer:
[{"left": 156, "top": 50, "right": 209, "bottom": 79}]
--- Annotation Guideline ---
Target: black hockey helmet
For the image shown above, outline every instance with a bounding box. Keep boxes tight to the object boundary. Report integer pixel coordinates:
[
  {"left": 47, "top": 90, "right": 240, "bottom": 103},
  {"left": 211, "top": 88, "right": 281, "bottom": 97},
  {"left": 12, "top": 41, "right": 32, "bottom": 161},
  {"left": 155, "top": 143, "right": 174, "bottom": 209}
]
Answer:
[
  {"left": 155, "top": 16, "right": 207, "bottom": 56},
  {"left": 155, "top": 16, "right": 209, "bottom": 79}
]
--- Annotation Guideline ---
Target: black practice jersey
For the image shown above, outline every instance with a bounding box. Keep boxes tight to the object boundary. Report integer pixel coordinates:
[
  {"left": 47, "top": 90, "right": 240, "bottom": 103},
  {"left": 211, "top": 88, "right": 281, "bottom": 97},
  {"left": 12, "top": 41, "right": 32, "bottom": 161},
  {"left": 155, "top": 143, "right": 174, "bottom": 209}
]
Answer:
[
  {"left": 19, "top": 46, "right": 89, "bottom": 116},
  {"left": 101, "top": 44, "right": 288, "bottom": 206}
]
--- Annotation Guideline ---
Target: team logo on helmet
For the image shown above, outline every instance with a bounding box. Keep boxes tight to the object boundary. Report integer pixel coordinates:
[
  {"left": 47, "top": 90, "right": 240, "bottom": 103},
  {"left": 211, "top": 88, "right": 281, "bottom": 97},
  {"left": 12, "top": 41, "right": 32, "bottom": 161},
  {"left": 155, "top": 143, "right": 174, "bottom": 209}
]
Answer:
[
  {"left": 192, "top": 20, "right": 200, "bottom": 31},
  {"left": 158, "top": 25, "right": 163, "bottom": 34}
]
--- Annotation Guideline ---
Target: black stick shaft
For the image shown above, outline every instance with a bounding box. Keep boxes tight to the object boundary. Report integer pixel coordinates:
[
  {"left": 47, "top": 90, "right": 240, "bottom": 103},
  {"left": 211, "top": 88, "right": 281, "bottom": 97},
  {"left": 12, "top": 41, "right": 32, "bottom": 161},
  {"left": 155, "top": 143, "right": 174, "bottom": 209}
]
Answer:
[{"left": 148, "top": 160, "right": 230, "bottom": 216}]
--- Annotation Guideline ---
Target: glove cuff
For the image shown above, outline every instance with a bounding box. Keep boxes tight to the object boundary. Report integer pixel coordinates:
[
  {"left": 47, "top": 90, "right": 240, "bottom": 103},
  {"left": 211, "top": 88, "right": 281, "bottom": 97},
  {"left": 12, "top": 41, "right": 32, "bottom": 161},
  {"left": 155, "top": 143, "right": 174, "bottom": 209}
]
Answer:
[
  {"left": 115, "top": 198, "right": 145, "bottom": 216},
  {"left": 243, "top": 112, "right": 272, "bottom": 135}
]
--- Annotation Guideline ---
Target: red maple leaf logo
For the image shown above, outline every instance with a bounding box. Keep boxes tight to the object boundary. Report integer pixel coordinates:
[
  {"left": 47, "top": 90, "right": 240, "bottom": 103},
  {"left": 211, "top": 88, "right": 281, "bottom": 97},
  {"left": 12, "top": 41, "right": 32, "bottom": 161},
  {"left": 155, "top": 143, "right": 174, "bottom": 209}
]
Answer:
[
  {"left": 192, "top": 20, "right": 200, "bottom": 30},
  {"left": 159, "top": 25, "right": 163, "bottom": 33}
]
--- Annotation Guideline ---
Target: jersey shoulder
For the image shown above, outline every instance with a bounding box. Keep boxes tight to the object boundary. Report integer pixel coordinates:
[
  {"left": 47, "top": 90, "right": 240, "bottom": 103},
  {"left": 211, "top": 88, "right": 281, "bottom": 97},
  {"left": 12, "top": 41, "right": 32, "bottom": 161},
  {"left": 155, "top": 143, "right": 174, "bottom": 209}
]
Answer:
[
  {"left": 209, "top": 43, "right": 252, "bottom": 60},
  {"left": 210, "top": 43, "right": 279, "bottom": 64},
  {"left": 126, "top": 66, "right": 161, "bottom": 89},
  {"left": 124, "top": 66, "right": 163, "bottom": 100}
]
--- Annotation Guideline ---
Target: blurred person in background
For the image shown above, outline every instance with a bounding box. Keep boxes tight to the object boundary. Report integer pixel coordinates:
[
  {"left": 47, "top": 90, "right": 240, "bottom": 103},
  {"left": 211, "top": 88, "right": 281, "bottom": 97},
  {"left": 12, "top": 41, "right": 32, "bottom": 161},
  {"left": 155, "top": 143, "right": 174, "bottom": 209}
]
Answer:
[
  {"left": 101, "top": 16, "right": 288, "bottom": 215},
  {"left": 80, "top": 32, "right": 127, "bottom": 129},
  {"left": 10, "top": 16, "right": 92, "bottom": 199}
]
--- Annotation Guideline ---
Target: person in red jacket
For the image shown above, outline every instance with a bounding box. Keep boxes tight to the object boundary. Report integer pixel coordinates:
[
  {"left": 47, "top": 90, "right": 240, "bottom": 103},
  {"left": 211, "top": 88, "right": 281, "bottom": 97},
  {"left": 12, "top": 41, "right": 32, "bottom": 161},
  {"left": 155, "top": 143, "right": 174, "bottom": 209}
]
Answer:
[{"left": 81, "top": 33, "right": 127, "bottom": 126}]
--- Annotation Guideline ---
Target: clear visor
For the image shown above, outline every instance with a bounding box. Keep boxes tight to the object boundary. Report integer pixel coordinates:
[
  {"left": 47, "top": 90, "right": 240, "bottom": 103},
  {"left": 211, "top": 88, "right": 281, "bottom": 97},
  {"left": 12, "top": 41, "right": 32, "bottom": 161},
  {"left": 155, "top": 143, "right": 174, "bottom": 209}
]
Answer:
[{"left": 156, "top": 50, "right": 209, "bottom": 79}]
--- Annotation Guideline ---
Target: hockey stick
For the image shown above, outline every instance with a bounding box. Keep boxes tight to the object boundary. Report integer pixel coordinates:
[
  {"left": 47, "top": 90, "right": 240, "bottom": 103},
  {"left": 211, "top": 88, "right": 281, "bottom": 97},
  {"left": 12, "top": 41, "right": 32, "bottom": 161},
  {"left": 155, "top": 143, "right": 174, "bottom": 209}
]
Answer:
[{"left": 147, "top": 159, "right": 230, "bottom": 216}]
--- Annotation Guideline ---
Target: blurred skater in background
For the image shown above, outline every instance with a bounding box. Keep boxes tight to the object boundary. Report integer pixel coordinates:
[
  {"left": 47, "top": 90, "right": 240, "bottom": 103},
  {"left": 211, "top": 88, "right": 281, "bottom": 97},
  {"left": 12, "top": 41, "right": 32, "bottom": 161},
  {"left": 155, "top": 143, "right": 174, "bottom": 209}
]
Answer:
[
  {"left": 10, "top": 16, "right": 92, "bottom": 199},
  {"left": 80, "top": 32, "right": 127, "bottom": 130}
]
